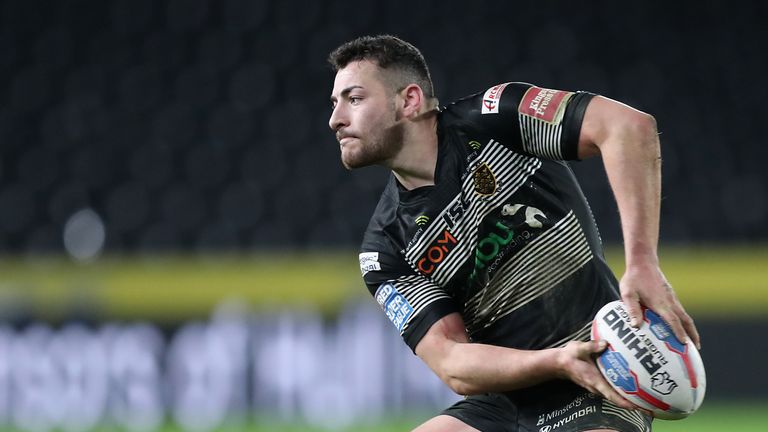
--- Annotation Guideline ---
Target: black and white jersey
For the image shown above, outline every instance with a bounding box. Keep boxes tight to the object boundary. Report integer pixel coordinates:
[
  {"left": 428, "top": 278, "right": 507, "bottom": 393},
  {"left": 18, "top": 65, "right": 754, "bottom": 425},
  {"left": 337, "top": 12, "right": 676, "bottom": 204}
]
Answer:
[{"left": 359, "top": 82, "right": 621, "bottom": 353}]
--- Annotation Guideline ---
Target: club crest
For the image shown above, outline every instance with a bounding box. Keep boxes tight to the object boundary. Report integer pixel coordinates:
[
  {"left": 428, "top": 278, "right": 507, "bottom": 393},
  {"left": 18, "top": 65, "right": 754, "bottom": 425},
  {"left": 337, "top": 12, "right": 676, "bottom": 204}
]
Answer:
[{"left": 472, "top": 163, "right": 497, "bottom": 195}]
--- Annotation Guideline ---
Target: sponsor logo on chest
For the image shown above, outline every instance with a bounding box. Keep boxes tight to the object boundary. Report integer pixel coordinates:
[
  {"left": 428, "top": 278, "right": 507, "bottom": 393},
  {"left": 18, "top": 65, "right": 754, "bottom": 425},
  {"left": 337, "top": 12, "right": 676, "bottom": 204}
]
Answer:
[
  {"left": 416, "top": 229, "right": 458, "bottom": 275},
  {"left": 405, "top": 138, "right": 540, "bottom": 279}
]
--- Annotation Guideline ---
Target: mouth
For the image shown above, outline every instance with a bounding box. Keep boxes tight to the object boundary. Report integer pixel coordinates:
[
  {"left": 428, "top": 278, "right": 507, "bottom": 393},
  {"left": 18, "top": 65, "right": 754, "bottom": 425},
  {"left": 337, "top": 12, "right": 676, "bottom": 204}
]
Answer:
[{"left": 337, "top": 134, "right": 356, "bottom": 147}]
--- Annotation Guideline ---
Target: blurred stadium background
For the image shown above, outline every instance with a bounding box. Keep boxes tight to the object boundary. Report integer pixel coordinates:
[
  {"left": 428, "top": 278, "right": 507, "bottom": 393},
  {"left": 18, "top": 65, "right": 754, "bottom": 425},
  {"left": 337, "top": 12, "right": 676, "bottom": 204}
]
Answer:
[{"left": 0, "top": 0, "right": 766, "bottom": 430}]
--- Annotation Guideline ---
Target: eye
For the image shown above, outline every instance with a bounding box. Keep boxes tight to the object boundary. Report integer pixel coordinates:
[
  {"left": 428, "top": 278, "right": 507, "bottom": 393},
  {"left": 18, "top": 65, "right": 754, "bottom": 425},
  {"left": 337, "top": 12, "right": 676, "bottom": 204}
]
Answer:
[{"left": 349, "top": 96, "right": 362, "bottom": 105}]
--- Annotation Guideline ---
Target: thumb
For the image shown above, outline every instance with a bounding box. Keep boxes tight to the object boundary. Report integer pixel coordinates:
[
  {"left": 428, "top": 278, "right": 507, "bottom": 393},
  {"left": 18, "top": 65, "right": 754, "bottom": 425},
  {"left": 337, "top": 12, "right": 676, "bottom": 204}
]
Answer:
[
  {"left": 591, "top": 339, "right": 608, "bottom": 354},
  {"left": 621, "top": 293, "right": 643, "bottom": 328}
]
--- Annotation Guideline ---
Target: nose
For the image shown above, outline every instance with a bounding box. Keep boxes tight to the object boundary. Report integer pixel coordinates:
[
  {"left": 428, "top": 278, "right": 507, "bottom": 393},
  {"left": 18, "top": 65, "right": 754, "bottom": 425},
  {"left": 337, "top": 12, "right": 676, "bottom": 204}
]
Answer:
[{"left": 329, "top": 104, "right": 347, "bottom": 132}]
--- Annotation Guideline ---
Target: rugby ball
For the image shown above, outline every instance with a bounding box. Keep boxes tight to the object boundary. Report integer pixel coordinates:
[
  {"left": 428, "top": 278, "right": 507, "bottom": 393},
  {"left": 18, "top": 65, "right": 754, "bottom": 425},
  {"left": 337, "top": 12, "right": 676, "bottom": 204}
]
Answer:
[{"left": 591, "top": 300, "right": 706, "bottom": 420}]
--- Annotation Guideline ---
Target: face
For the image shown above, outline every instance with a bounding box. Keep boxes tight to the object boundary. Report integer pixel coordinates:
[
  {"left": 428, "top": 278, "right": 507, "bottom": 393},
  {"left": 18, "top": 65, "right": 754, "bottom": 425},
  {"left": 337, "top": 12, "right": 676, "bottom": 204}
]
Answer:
[{"left": 329, "top": 60, "right": 404, "bottom": 169}]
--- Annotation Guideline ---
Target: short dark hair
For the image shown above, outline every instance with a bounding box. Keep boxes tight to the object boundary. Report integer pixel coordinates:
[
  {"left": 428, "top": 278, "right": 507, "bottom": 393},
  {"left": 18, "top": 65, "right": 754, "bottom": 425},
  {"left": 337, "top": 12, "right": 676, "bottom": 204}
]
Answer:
[{"left": 328, "top": 35, "right": 436, "bottom": 100}]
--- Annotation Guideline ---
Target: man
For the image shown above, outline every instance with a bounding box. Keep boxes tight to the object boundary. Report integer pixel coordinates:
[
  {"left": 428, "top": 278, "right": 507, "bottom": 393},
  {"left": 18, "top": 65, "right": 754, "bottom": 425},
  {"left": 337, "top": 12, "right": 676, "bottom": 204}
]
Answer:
[{"left": 328, "top": 35, "right": 700, "bottom": 432}]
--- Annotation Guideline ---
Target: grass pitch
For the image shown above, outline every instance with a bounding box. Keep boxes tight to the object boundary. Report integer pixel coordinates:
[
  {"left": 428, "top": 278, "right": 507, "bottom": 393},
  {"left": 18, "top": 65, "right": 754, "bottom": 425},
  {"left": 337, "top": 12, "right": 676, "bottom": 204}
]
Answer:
[{"left": 162, "top": 400, "right": 767, "bottom": 431}]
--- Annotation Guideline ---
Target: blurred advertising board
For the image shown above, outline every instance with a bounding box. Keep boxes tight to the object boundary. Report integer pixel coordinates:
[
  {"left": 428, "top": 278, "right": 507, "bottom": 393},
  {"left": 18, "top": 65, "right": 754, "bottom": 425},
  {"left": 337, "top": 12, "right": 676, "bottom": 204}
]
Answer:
[
  {"left": 0, "top": 247, "right": 766, "bottom": 322},
  {"left": 0, "top": 300, "right": 459, "bottom": 431}
]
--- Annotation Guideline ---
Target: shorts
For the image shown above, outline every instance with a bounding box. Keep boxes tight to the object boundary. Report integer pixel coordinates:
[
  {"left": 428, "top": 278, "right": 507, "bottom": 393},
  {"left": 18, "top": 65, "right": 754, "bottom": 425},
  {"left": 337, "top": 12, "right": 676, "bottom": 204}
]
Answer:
[{"left": 442, "top": 380, "right": 652, "bottom": 432}]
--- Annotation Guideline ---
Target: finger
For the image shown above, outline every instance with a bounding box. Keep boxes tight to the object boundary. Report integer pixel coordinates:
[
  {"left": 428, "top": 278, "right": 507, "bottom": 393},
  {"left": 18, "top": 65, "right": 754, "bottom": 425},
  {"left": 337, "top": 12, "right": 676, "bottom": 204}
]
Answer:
[
  {"left": 686, "top": 320, "right": 701, "bottom": 350},
  {"left": 587, "top": 364, "right": 637, "bottom": 411},
  {"left": 608, "top": 392, "right": 637, "bottom": 411},
  {"left": 597, "top": 382, "right": 637, "bottom": 411},
  {"left": 590, "top": 340, "right": 608, "bottom": 355},
  {"left": 675, "top": 303, "right": 701, "bottom": 349},
  {"left": 620, "top": 291, "right": 643, "bottom": 328},
  {"left": 571, "top": 340, "right": 603, "bottom": 358},
  {"left": 658, "top": 306, "right": 688, "bottom": 345},
  {"left": 662, "top": 311, "right": 687, "bottom": 344}
]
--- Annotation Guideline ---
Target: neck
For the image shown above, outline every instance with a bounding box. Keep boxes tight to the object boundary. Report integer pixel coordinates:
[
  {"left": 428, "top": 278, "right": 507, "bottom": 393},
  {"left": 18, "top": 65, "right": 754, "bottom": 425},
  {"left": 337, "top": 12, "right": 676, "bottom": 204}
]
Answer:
[{"left": 390, "top": 110, "right": 439, "bottom": 190}]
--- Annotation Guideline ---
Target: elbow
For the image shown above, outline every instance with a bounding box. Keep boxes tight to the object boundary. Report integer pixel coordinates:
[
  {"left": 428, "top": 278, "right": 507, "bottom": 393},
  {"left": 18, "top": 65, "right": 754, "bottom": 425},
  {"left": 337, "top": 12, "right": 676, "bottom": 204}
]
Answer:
[
  {"left": 637, "top": 111, "right": 658, "bottom": 138},
  {"left": 628, "top": 111, "right": 659, "bottom": 143},
  {"left": 616, "top": 108, "right": 657, "bottom": 138},
  {"left": 634, "top": 112, "right": 662, "bottom": 159},
  {"left": 443, "top": 375, "right": 481, "bottom": 396},
  {"left": 439, "top": 362, "right": 484, "bottom": 396},
  {"left": 602, "top": 110, "right": 660, "bottom": 156},
  {"left": 586, "top": 102, "right": 660, "bottom": 158}
]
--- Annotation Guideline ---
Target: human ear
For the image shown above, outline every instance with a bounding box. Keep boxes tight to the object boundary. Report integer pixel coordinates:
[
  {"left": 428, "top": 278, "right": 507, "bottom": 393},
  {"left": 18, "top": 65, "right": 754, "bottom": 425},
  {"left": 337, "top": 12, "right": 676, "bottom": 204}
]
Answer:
[{"left": 401, "top": 84, "right": 424, "bottom": 118}]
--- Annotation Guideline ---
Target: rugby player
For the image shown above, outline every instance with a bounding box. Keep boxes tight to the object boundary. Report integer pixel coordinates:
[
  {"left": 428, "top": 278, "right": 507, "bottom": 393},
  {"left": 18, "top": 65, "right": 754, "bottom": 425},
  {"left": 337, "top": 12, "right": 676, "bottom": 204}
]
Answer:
[{"left": 328, "top": 35, "right": 700, "bottom": 432}]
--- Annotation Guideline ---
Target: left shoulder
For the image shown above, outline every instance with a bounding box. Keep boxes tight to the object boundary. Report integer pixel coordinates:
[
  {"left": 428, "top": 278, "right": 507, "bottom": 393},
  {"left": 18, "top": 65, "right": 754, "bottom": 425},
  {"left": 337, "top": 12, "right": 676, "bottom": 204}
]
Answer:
[{"left": 440, "top": 82, "right": 590, "bottom": 124}]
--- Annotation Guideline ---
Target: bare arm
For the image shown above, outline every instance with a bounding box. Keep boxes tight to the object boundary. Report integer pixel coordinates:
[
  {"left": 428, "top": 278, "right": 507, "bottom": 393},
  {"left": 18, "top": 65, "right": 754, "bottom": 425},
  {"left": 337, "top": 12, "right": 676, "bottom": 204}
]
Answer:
[
  {"left": 577, "top": 96, "right": 700, "bottom": 348},
  {"left": 415, "top": 312, "right": 636, "bottom": 409}
]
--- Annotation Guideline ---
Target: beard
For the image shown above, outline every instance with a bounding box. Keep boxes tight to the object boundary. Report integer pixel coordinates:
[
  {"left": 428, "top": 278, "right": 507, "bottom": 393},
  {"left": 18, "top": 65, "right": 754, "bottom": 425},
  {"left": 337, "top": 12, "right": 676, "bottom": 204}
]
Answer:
[{"left": 340, "top": 107, "right": 405, "bottom": 170}]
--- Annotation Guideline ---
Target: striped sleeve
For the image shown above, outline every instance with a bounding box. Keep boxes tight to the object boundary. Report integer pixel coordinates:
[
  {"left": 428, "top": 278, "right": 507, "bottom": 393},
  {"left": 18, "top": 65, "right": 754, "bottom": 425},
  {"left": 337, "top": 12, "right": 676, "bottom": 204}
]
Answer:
[
  {"left": 519, "top": 113, "right": 566, "bottom": 159},
  {"left": 516, "top": 87, "right": 594, "bottom": 161},
  {"left": 361, "top": 251, "right": 458, "bottom": 352},
  {"left": 457, "top": 82, "right": 595, "bottom": 161},
  {"left": 373, "top": 275, "right": 456, "bottom": 351}
]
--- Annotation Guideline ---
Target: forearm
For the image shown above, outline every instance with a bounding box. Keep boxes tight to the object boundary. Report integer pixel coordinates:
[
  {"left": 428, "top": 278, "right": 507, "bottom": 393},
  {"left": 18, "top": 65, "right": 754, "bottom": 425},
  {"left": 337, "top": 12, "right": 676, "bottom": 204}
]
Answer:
[
  {"left": 415, "top": 313, "right": 636, "bottom": 407},
  {"left": 580, "top": 99, "right": 700, "bottom": 344},
  {"left": 598, "top": 113, "right": 662, "bottom": 267},
  {"left": 432, "top": 342, "right": 562, "bottom": 395}
]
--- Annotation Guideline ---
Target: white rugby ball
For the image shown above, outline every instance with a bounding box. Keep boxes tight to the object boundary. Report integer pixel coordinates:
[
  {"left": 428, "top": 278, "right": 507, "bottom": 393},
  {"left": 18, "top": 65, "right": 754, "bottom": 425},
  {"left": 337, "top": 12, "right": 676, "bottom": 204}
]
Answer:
[{"left": 591, "top": 300, "right": 706, "bottom": 420}]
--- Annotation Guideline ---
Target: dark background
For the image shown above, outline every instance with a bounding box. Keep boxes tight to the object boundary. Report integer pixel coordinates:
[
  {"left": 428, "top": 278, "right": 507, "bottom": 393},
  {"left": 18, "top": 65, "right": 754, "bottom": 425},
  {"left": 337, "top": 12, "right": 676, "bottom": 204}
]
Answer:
[
  {"left": 0, "top": 0, "right": 766, "bottom": 254},
  {"left": 0, "top": 2, "right": 766, "bottom": 421}
]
